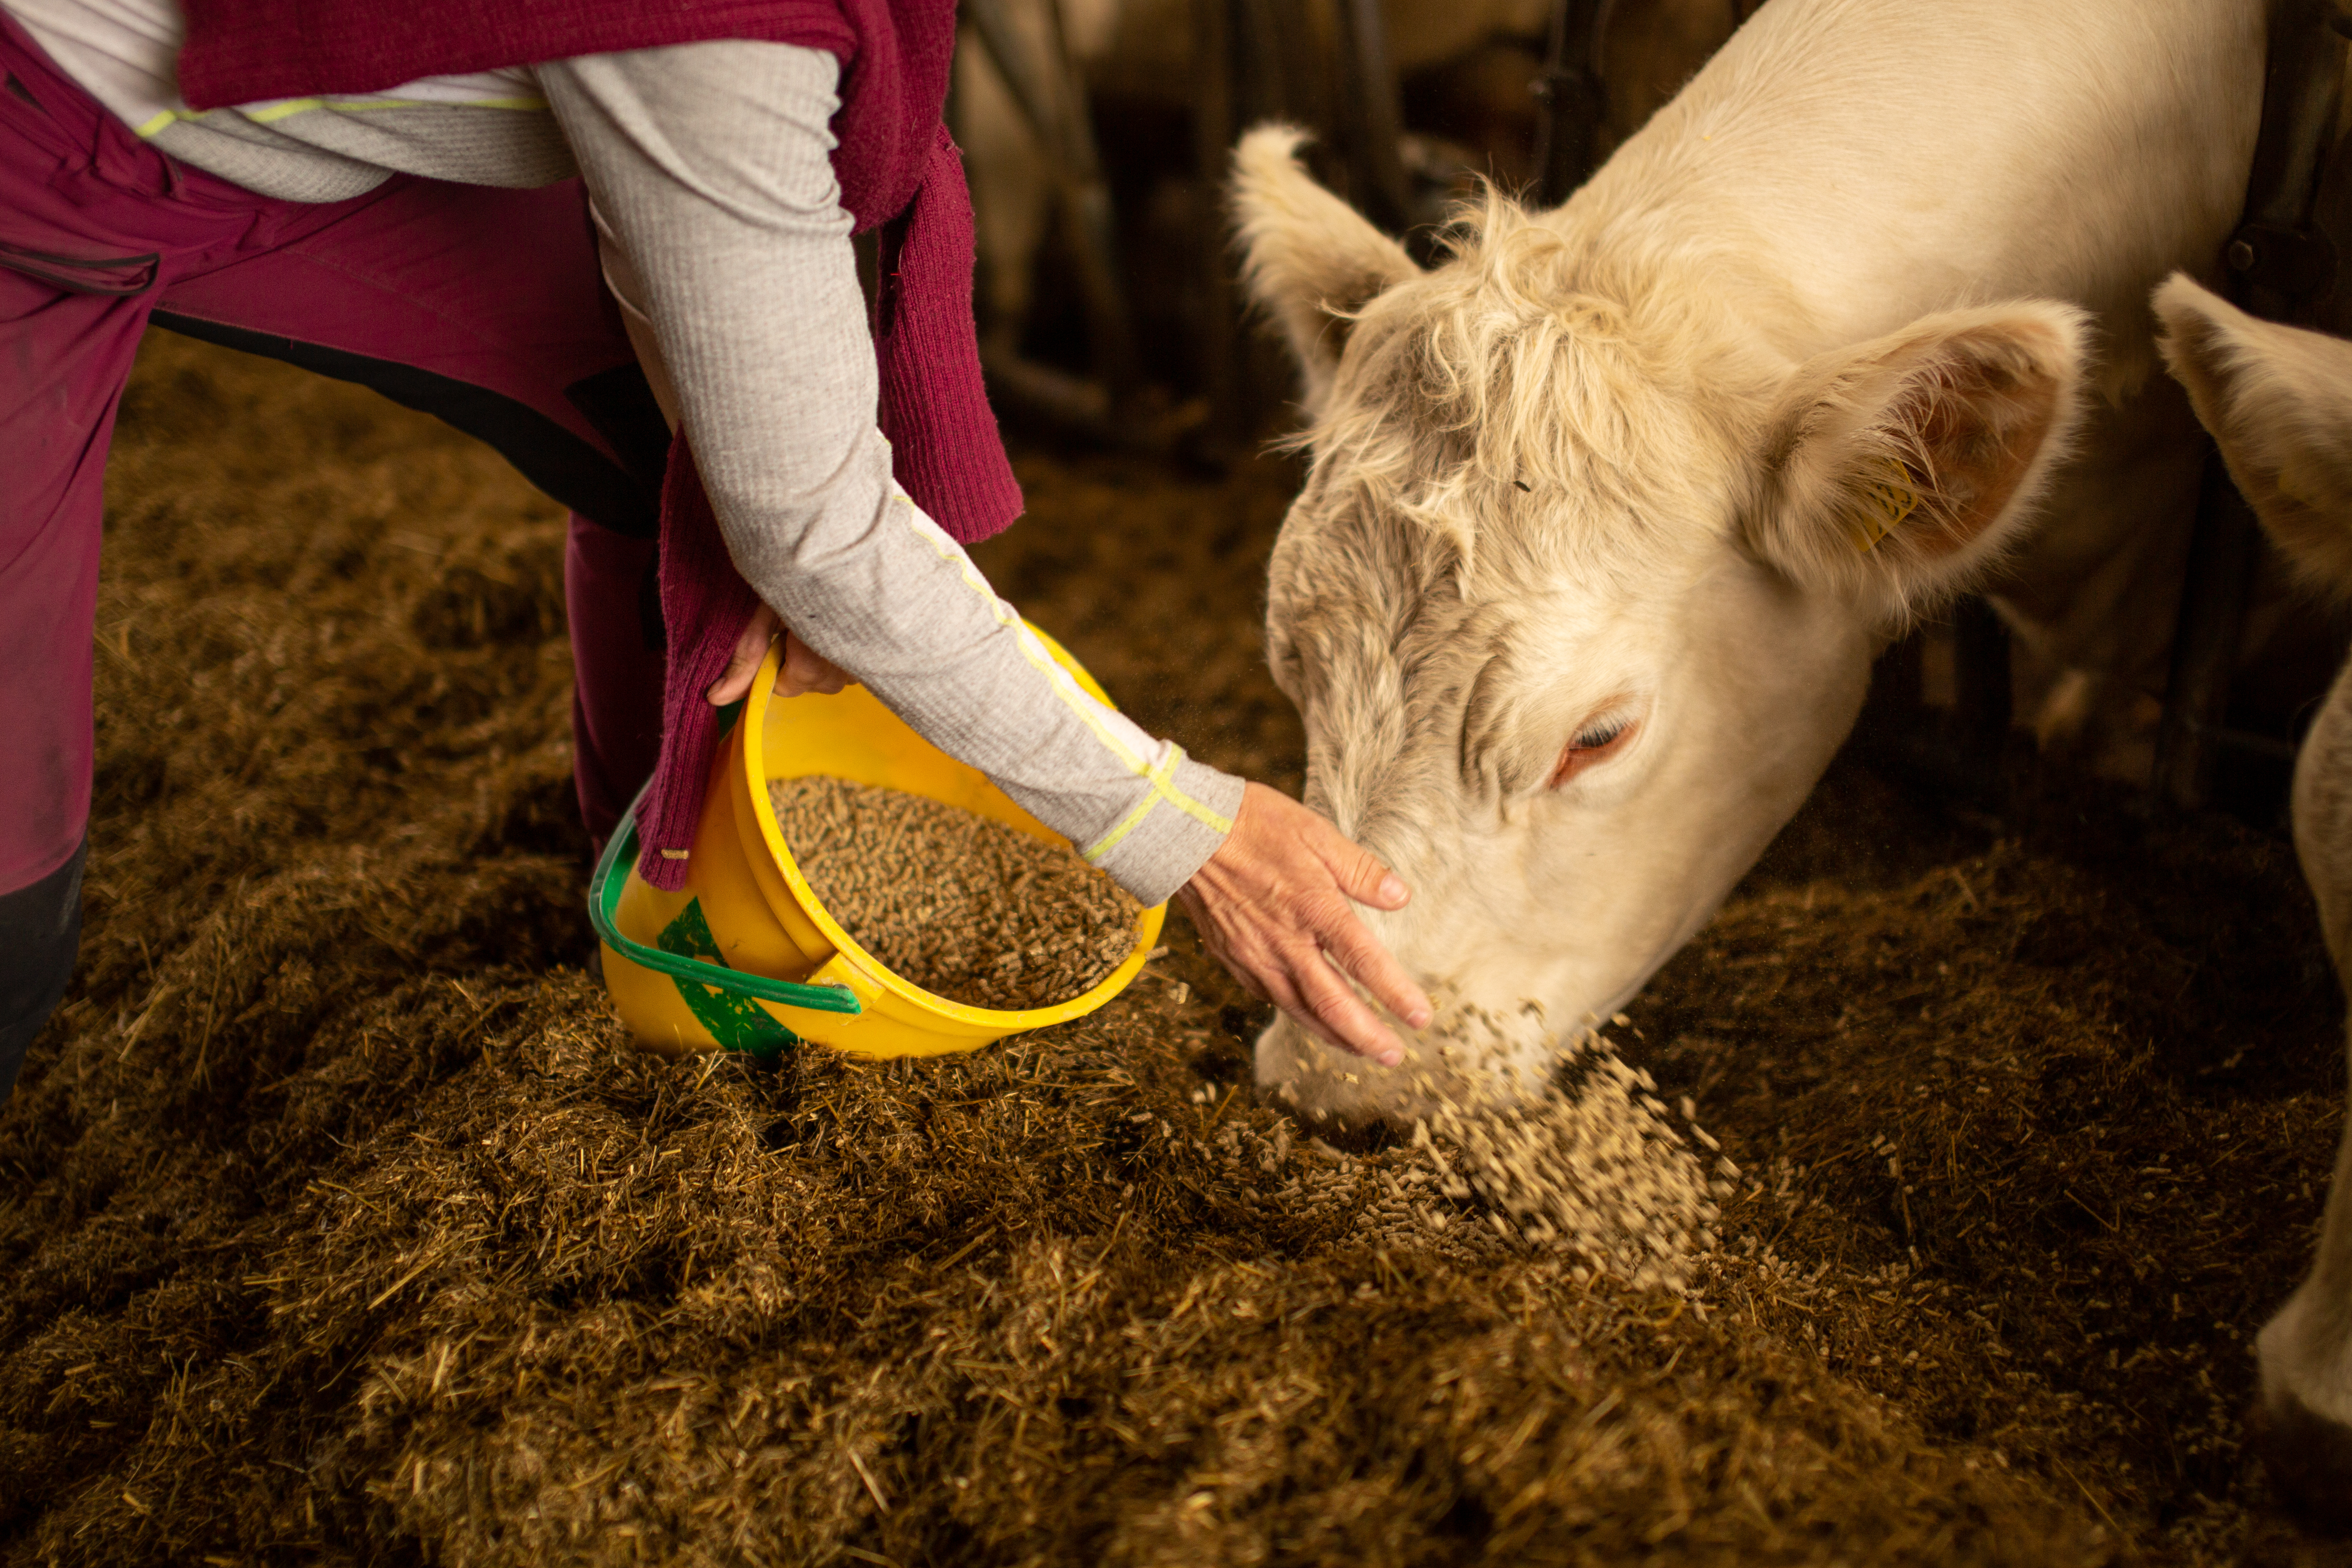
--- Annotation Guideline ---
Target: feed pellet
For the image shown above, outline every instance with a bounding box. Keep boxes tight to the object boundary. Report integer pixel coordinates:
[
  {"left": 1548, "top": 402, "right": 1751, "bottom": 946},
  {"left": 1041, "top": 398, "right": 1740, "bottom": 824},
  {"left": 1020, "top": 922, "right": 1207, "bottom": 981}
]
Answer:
[
  {"left": 1280, "top": 997, "right": 1730, "bottom": 1289},
  {"left": 768, "top": 775, "right": 1141, "bottom": 1011}
]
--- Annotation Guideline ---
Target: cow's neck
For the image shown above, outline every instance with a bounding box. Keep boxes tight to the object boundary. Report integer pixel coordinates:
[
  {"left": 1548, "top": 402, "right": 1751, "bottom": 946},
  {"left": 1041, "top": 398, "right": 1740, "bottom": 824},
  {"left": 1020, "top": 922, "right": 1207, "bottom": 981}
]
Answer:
[{"left": 1552, "top": 0, "right": 2263, "bottom": 400}]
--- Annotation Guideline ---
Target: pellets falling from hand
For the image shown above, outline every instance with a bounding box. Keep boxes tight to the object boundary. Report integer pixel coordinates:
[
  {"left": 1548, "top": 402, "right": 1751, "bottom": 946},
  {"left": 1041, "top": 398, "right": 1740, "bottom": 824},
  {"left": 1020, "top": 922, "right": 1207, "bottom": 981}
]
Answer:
[{"left": 1287, "top": 998, "right": 1726, "bottom": 1290}]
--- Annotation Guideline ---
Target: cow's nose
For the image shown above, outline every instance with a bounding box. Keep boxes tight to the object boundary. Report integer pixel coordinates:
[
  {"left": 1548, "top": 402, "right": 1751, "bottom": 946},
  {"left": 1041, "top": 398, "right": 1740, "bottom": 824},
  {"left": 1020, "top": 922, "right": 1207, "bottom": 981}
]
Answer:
[{"left": 1251, "top": 1011, "right": 1313, "bottom": 1092}]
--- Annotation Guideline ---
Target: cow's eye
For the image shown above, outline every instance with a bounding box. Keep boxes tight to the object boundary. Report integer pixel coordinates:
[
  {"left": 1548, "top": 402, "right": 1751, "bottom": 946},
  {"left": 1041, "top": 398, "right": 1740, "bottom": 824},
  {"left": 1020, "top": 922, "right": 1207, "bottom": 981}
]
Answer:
[
  {"left": 1573, "top": 717, "right": 1628, "bottom": 750},
  {"left": 1549, "top": 716, "right": 1639, "bottom": 788}
]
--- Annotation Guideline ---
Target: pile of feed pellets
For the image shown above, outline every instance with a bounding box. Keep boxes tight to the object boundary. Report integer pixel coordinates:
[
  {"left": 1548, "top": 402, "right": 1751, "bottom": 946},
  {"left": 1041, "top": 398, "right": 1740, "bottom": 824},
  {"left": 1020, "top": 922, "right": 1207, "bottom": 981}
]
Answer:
[
  {"left": 769, "top": 775, "right": 1142, "bottom": 1010},
  {"left": 1279, "top": 996, "right": 1732, "bottom": 1287}
]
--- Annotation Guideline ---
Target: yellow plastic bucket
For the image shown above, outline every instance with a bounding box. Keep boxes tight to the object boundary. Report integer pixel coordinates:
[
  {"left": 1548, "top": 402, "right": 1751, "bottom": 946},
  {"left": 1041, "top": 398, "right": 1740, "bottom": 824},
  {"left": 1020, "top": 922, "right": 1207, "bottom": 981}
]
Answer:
[{"left": 589, "top": 623, "right": 1167, "bottom": 1061}]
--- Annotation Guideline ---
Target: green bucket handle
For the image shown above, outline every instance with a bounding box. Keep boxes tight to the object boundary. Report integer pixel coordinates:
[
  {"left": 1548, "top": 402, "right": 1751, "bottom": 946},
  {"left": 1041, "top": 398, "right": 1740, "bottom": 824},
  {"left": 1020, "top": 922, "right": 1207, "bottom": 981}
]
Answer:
[{"left": 587, "top": 788, "right": 862, "bottom": 1022}]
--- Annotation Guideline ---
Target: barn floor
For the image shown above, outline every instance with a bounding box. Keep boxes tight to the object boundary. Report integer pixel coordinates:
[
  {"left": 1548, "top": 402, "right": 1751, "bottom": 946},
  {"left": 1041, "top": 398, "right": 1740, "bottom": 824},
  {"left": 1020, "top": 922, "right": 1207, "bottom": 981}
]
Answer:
[{"left": 3, "top": 331, "right": 2349, "bottom": 1566}]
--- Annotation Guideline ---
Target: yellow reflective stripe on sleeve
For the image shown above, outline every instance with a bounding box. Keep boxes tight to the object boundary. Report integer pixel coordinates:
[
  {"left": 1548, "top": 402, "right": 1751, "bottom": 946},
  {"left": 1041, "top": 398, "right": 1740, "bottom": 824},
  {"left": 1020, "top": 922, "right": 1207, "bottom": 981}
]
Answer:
[
  {"left": 1166, "top": 779, "right": 1234, "bottom": 835},
  {"left": 886, "top": 489, "right": 1233, "bottom": 861},
  {"left": 243, "top": 94, "right": 548, "bottom": 123},
  {"left": 1080, "top": 743, "right": 1235, "bottom": 863},
  {"left": 1084, "top": 755, "right": 1176, "bottom": 862},
  {"left": 893, "top": 494, "right": 1152, "bottom": 773},
  {"left": 138, "top": 95, "right": 550, "bottom": 137},
  {"left": 245, "top": 97, "right": 378, "bottom": 123}
]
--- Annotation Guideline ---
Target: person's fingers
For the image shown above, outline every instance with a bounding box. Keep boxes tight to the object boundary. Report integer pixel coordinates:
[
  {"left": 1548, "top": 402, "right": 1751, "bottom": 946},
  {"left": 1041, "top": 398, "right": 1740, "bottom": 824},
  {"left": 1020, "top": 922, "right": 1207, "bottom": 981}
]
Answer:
[
  {"left": 1213, "top": 939, "right": 1273, "bottom": 1004},
  {"left": 1245, "top": 786, "right": 1404, "bottom": 910},
  {"left": 780, "top": 634, "right": 815, "bottom": 694},
  {"left": 1312, "top": 904, "right": 1434, "bottom": 1030},
  {"left": 1245, "top": 957, "right": 1350, "bottom": 1054},
  {"left": 1222, "top": 901, "right": 1392, "bottom": 1061},
  {"left": 1284, "top": 943, "right": 1405, "bottom": 1064},
  {"left": 1219, "top": 925, "right": 1393, "bottom": 1061},
  {"left": 1179, "top": 786, "right": 1429, "bottom": 1061},
  {"left": 1311, "top": 816, "right": 1411, "bottom": 911},
  {"left": 775, "top": 632, "right": 853, "bottom": 698},
  {"left": 706, "top": 604, "right": 782, "bottom": 705},
  {"left": 774, "top": 633, "right": 839, "bottom": 698},
  {"left": 1251, "top": 794, "right": 1428, "bottom": 1029}
]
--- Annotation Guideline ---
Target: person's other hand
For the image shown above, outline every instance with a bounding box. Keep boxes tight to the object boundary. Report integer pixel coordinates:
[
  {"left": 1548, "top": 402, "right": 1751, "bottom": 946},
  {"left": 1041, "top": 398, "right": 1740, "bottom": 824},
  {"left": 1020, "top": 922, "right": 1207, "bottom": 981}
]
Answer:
[
  {"left": 1175, "top": 782, "right": 1433, "bottom": 1066},
  {"left": 706, "top": 603, "right": 855, "bottom": 704}
]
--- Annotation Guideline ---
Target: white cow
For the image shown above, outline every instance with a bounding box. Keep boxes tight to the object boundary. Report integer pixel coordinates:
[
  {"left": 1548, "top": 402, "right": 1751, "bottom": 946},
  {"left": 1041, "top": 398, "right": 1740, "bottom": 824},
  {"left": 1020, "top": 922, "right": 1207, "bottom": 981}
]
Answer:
[
  {"left": 1230, "top": 0, "right": 2263, "bottom": 1119},
  {"left": 2154, "top": 274, "right": 2352, "bottom": 1532}
]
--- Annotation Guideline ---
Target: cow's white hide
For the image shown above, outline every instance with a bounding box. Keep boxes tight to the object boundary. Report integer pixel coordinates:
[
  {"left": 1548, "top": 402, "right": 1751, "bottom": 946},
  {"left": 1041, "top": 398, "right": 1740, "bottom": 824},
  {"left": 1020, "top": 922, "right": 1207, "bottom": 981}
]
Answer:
[
  {"left": 2156, "top": 275, "right": 2352, "bottom": 1529},
  {"left": 1233, "top": 0, "right": 2264, "bottom": 1122}
]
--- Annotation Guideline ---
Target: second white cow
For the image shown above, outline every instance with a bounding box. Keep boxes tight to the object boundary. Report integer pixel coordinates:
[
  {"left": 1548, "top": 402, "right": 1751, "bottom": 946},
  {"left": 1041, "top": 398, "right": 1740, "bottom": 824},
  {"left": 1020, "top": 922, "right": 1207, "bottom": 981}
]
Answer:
[
  {"left": 1231, "top": 0, "right": 2265, "bottom": 1119},
  {"left": 2153, "top": 273, "right": 2352, "bottom": 1534}
]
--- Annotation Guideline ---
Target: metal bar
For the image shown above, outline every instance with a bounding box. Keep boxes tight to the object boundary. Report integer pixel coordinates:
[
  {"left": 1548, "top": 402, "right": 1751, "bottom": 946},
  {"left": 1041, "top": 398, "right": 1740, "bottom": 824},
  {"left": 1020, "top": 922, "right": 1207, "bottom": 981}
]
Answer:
[
  {"left": 1335, "top": 0, "right": 1413, "bottom": 236},
  {"left": 1239, "top": 0, "right": 1292, "bottom": 125},
  {"left": 2157, "top": 453, "right": 2271, "bottom": 806},
  {"left": 2226, "top": 0, "right": 2348, "bottom": 325},
  {"left": 1038, "top": 0, "right": 1143, "bottom": 402},
  {"left": 1531, "top": 0, "right": 1610, "bottom": 206},
  {"left": 963, "top": 0, "right": 1062, "bottom": 149},
  {"left": 2155, "top": 0, "right": 2349, "bottom": 809},
  {"left": 1949, "top": 595, "right": 2013, "bottom": 770},
  {"left": 2242, "top": 0, "right": 2351, "bottom": 263},
  {"left": 963, "top": 0, "right": 1141, "bottom": 409},
  {"left": 1192, "top": 0, "right": 1243, "bottom": 457}
]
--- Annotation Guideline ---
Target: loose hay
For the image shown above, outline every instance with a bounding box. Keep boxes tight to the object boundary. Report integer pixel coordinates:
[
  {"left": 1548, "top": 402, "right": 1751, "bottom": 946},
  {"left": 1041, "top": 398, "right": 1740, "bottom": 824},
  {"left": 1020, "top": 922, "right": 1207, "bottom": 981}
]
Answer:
[
  {"left": 768, "top": 775, "right": 1142, "bottom": 1010},
  {"left": 2, "top": 333, "right": 2346, "bottom": 1567}
]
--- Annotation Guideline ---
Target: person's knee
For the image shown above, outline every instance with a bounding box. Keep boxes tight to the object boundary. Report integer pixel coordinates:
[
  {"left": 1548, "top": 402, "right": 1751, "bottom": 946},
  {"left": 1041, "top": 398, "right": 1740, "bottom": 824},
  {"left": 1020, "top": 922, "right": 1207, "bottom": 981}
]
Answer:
[{"left": 0, "top": 836, "right": 87, "bottom": 1105}]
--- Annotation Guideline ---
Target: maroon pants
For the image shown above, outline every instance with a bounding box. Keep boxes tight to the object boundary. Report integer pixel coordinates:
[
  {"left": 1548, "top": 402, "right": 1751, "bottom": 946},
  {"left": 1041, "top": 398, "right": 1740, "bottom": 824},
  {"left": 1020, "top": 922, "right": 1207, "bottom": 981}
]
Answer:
[{"left": 0, "top": 11, "right": 673, "bottom": 902}]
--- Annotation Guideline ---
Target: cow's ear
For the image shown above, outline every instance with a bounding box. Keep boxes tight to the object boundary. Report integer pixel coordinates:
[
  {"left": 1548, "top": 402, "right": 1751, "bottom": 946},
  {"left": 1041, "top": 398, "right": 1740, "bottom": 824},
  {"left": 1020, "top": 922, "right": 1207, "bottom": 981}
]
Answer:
[
  {"left": 1231, "top": 124, "right": 1421, "bottom": 414},
  {"left": 1745, "top": 303, "right": 2088, "bottom": 621},
  {"left": 2156, "top": 272, "right": 2352, "bottom": 594}
]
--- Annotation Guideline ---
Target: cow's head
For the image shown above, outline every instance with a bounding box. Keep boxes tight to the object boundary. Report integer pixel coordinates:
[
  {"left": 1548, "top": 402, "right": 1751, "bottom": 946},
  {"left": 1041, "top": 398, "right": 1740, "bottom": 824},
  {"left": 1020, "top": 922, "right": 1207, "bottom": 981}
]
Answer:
[
  {"left": 1234, "top": 127, "right": 2087, "bottom": 1120},
  {"left": 2156, "top": 273, "right": 2352, "bottom": 595}
]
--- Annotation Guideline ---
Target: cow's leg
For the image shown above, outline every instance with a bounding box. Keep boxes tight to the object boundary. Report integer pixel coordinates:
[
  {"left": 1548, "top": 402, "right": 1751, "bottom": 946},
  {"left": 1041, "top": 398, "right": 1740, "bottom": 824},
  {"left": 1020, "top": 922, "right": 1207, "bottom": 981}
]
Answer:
[
  {"left": 1991, "top": 378, "right": 2205, "bottom": 781},
  {"left": 2256, "top": 669, "right": 2352, "bottom": 1533},
  {"left": 2252, "top": 1102, "right": 2352, "bottom": 1533}
]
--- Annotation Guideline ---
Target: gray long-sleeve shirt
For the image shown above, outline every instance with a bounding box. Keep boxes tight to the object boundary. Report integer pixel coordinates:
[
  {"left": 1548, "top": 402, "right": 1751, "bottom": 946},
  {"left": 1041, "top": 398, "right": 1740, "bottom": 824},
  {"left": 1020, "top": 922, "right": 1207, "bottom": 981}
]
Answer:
[
  {"left": 5, "top": 1, "right": 1244, "bottom": 904},
  {"left": 536, "top": 47, "right": 1241, "bottom": 903}
]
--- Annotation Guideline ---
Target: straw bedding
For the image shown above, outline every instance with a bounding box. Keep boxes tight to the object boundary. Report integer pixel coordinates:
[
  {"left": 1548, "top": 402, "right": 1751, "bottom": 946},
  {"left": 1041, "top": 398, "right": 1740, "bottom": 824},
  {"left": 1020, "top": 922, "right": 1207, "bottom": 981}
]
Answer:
[
  {"left": 767, "top": 776, "right": 1140, "bottom": 1011},
  {"left": 2, "top": 333, "right": 2348, "bottom": 1565}
]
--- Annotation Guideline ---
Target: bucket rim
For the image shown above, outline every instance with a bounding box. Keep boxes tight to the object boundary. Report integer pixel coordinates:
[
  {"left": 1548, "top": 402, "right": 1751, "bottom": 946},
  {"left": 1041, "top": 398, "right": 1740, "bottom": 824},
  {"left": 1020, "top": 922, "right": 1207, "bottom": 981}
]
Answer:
[{"left": 739, "top": 629, "right": 1166, "bottom": 1030}]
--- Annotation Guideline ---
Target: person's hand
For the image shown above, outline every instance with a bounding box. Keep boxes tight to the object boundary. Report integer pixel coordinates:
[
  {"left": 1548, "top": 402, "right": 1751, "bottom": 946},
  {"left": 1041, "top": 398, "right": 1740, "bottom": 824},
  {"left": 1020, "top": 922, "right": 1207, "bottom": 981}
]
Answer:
[
  {"left": 706, "top": 603, "right": 854, "bottom": 704},
  {"left": 1175, "top": 782, "right": 1433, "bottom": 1066}
]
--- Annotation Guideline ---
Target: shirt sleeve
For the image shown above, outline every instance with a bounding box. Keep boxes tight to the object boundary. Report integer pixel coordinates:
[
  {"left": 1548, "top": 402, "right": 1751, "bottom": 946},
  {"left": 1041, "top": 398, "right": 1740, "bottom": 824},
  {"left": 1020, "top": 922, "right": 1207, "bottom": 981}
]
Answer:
[{"left": 536, "top": 41, "right": 1243, "bottom": 905}]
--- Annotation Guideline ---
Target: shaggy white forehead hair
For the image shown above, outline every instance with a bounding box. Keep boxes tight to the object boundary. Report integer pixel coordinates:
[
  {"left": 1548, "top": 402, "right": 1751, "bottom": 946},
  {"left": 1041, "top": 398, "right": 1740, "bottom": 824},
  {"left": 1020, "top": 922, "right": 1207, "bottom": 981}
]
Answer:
[{"left": 1270, "top": 185, "right": 1780, "bottom": 606}]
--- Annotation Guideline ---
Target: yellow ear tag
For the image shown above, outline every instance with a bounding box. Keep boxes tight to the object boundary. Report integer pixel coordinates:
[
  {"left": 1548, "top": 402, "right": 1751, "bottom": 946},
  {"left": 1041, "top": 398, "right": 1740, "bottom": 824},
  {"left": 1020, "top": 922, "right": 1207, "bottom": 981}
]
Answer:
[{"left": 1849, "top": 458, "right": 1920, "bottom": 554}]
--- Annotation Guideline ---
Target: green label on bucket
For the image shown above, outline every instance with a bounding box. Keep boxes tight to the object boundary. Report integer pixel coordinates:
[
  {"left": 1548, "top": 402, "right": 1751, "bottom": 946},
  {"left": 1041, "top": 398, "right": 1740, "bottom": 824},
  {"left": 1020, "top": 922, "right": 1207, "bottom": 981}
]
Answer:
[{"left": 657, "top": 899, "right": 798, "bottom": 1064}]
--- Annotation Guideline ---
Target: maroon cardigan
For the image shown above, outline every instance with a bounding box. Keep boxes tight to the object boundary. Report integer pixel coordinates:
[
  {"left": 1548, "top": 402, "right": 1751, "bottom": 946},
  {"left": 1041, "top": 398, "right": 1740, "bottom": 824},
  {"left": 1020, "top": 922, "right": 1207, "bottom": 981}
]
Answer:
[{"left": 181, "top": 0, "right": 1025, "bottom": 888}]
